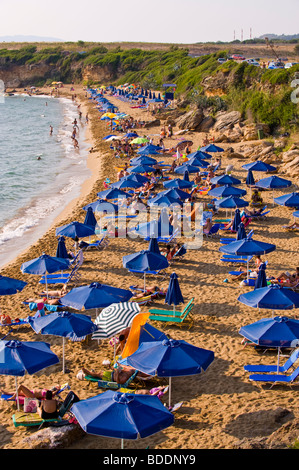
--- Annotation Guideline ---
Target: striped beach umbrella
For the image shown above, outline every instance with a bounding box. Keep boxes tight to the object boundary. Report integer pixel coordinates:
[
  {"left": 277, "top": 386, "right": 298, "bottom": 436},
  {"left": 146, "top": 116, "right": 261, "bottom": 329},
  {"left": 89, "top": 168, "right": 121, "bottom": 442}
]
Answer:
[{"left": 92, "top": 302, "right": 140, "bottom": 343}]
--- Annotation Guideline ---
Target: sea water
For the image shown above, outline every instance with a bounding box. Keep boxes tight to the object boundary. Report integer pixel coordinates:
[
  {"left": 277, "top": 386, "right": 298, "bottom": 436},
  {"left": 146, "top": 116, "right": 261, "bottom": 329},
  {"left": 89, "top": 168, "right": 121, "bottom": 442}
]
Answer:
[{"left": 0, "top": 94, "right": 90, "bottom": 267}]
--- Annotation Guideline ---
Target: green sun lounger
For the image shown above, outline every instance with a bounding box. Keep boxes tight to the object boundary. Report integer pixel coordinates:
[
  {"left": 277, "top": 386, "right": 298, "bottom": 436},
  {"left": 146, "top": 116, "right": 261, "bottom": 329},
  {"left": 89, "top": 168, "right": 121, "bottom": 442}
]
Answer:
[{"left": 148, "top": 298, "right": 194, "bottom": 326}]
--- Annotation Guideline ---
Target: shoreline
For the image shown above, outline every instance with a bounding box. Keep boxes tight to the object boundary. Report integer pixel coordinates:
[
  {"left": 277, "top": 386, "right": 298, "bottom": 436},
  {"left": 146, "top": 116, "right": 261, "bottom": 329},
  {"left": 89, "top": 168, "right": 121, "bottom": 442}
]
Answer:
[{"left": 0, "top": 85, "right": 105, "bottom": 273}]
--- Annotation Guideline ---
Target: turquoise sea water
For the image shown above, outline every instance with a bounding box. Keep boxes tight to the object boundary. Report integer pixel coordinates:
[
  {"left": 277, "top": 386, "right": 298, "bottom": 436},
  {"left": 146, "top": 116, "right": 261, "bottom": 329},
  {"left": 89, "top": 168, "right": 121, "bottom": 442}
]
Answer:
[{"left": 0, "top": 94, "right": 90, "bottom": 267}]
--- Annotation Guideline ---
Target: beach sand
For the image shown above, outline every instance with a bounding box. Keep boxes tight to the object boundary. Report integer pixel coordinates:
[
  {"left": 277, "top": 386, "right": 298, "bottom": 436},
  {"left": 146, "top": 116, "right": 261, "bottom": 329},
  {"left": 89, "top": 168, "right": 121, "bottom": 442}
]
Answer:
[{"left": 0, "top": 84, "right": 298, "bottom": 449}]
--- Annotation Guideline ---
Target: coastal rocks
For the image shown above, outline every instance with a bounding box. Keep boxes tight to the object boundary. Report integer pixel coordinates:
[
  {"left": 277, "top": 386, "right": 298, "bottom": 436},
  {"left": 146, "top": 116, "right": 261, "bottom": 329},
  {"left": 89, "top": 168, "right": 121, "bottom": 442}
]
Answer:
[
  {"left": 242, "top": 123, "right": 270, "bottom": 141},
  {"left": 21, "top": 423, "right": 85, "bottom": 449},
  {"left": 176, "top": 108, "right": 204, "bottom": 130},
  {"left": 214, "top": 111, "right": 241, "bottom": 132},
  {"left": 196, "top": 115, "right": 215, "bottom": 132},
  {"left": 144, "top": 118, "right": 161, "bottom": 128}
]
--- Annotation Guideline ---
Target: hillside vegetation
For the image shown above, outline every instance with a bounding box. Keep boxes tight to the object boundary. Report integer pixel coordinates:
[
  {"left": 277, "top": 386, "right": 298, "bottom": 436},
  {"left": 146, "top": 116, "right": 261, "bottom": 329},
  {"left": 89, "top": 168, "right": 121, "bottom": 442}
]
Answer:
[{"left": 1, "top": 44, "right": 299, "bottom": 132}]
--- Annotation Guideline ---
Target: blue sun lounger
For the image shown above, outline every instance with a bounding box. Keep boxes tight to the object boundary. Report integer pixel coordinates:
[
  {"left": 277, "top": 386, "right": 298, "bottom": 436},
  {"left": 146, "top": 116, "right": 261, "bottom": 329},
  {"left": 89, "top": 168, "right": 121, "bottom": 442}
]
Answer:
[
  {"left": 245, "top": 349, "right": 299, "bottom": 373},
  {"left": 248, "top": 365, "right": 299, "bottom": 387}
]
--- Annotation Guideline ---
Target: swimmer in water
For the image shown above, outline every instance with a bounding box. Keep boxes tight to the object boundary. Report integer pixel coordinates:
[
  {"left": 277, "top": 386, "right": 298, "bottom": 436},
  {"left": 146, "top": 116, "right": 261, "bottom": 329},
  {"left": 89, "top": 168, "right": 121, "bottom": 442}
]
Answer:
[{"left": 50, "top": 125, "right": 53, "bottom": 135}]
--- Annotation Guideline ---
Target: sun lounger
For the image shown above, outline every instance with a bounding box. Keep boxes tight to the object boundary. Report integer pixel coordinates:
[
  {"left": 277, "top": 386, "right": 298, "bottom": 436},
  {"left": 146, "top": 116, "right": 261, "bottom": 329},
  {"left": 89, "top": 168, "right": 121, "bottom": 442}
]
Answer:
[
  {"left": 220, "top": 255, "right": 253, "bottom": 264},
  {"left": 79, "top": 235, "right": 109, "bottom": 251},
  {"left": 203, "top": 223, "right": 221, "bottom": 238},
  {"left": 248, "top": 365, "right": 299, "bottom": 387},
  {"left": 39, "top": 259, "right": 81, "bottom": 286},
  {"left": 84, "top": 369, "right": 139, "bottom": 390},
  {"left": 244, "top": 349, "right": 299, "bottom": 373},
  {"left": 148, "top": 298, "right": 194, "bottom": 327},
  {"left": 11, "top": 386, "right": 75, "bottom": 428}
]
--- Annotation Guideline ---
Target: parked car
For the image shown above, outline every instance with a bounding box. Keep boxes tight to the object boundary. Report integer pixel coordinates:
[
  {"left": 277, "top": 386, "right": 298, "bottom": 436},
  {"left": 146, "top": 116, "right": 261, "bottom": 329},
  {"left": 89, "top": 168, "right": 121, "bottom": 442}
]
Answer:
[
  {"left": 217, "top": 58, "right": 227, "bottom": 63},
  {"left": 268, "top": 61, "right": 285, "bottom": 69},
  {"left": 285, "top": 62, "right": 299, "bottom": 69},
  {"left": 232, "top": 54, "right": 246, "bottom": 61},
  {"left": 247, "top": 59, "right": 260, "bottom": 66}
]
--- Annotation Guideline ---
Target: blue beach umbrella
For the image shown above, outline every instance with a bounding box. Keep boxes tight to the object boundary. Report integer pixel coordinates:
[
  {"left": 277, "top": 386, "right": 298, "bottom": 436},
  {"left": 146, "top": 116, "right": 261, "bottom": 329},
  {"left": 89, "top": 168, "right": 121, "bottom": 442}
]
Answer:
[
  {"left": 130, "top": 156, "right": 158, "bottom": 166},
  {"left": 242, "top": 161, "right": 277, "bottom": 172},
  {"left": 210, "top": 174, "right": 241, "bottom": 186},
  {"left": 71, "top": 390, "right": 174, "bottom": 447},
  {"left": 137, "top": 145, "right": 161, "bottom": 155},
  {"left": 56, "top": 221, "right": 95, "bottom": 239},
  {"left": 56, "top": 236, "right": 69, "bottom": 260},
  {"left": 161, "top": 188, "right": 191, "bottom": 201},
  {"left": 123, "top": 250, "right": 169, "bottom": 292},
  {"left": 0, "top": 275, "right": 27, "bottom": 295},
  {"left": 188, "top": 150, "right": 212, "bottom": 160},
  {"left": 215, "top": 196, "right": 249, "bottom": 209},
  {"left": 236, "top": 221, "right": 247, "bottom": 240},
  {"left": 174, "top": 164, "right": 201, "bottom": 175},
  {"left": 133, "top": 211, "right": 173, "bottom": 239},
  {"left": 0, "top": 339, "right": 59, "bottom": 409},
  {"left": 127, "top": 165, "right": 156, "bottom": 174},
  {"left": 187, "top": 156, "right": 209, "bottom": 168},
  {"left": 123, "top": 132, "right": 139, "bottom": 139},
  {"left": 110, "top": 178, "right": 143, "bottom": 190},
  {"left": 208, "top": 185, "right": 247, "bottom": 198},
  {"left": 139, "top": 323, "right": 168, "bottom": 344},
  {"left": 29, "top": 310, "right": 97, "bottom": 373},
  {"left": 232, "top": 209, "right": 242, "bottom": 232},
  {"left": 239, "top": 315, "right": 299, "bottom": 349},
  {"left": 126, "top": 338, "right": 214, "bottom": 407},
  {"left": 148, "top": 194, "right": 183, "bottom": 207},
  {"left": 21, "top": 253, "right": 70, "bottom": 297},
  {"left": 238, "top": 285, "right": 299, "bottom": 311},
  {"left": 239, "top": 314, "right": 299, "bottom": 371},
  {"left": 220, "top": 238, "right": 276, "bottom": 257},
  {"left": 84, "top": 207, "right": 98, "bottom": 229},
  {"left": 125, "top": 173, "right": 149, "bottom": 185},
  {"left": 163, "top": 178, "right": 193, "bottom": 190},
  {"left": 254, "top": 263, "right": 268, "bottom": 289},
  {"left": 165, "top": 272, "right": 184, "bottom": 316},
  {"left": 200, "top": 144, "right": 224, "bottom": 153},
  {"left": 148, "top": 237, "right": 160, "bottom": 255},
  {"left": 97, "top": 188, "right": 131, "bottom": 200},
  {"left": 60, "top": 282, "right": 133, "bottom": 311},
  {"left": 256, "top": 175, "right": 292, "bottom": 190},
  {"left": 274, "top": 192, "right": 299, "bottom": 208},
  {"left": 219, "top": 237, "right": 276, "bottom": 282},
  {"left": 246, "top": 169, "right": 255, "bottom": 186},
  {"left": 183, "top": 171, "right": 190, "bottom": 182},
  {"left": 83, "top": 200, "right": 119, "bottom": 214}
]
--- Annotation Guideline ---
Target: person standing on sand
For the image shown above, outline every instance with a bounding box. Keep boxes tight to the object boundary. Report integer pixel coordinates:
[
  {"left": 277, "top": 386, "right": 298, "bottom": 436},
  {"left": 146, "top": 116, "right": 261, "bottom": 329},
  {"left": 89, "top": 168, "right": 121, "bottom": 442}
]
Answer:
[
  {"left": 49, "top": 125, "right": 53, "bottom": 136},
  {"left": 85, "top": 113, "right": 89, "bottom": 124}
]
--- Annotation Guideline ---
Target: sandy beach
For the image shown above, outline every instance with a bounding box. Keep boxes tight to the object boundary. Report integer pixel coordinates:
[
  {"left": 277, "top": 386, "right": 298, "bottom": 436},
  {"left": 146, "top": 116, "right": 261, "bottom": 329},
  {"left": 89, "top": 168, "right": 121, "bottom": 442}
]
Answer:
[{"left": 0, "top": 84, "right": 298, "bottom": 450}]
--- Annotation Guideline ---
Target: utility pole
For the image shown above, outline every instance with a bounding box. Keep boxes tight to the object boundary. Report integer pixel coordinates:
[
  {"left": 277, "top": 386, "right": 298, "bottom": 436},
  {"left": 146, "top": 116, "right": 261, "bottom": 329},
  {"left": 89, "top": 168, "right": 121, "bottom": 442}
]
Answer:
[{"left": 241, "top": 29, "right": 243, "bottom": 42}]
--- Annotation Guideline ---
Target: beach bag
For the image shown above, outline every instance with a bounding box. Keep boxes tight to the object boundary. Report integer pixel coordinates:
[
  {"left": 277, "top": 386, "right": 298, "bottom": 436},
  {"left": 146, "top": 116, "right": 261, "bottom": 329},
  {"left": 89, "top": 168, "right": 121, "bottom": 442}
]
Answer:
[
  {"left": 0, "top": 314, "right": 11, "bottom": 325},
  {"left": 23, "top": 397, "right": 38, "bottom": 413}
]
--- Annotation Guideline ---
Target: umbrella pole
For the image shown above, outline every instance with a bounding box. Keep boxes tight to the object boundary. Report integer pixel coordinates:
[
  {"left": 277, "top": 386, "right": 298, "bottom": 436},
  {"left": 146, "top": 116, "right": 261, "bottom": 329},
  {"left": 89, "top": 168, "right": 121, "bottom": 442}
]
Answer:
[
  {"left": 277, "top": 347, "right": 281, "bottom": 373},
  {"left": 45, "top": 273, "right": 49, "bottom": 300},
  {"left": 247, "top": 257, "right": 249, "bottom": 283},
  {"left": 144, "top": 273, "right": 146, "bottom": 293},
  {"left": 121, "top": 438, "right": 124, "bottom": 449},
  {"left": 15, "top": 377, "right": 19, "bottom": 411},
  {"left": 62, "top": 337, "right": 65, "bottom": 373},
  {"left": 169, "top": 377, "right": 172, "bottom": 409}
]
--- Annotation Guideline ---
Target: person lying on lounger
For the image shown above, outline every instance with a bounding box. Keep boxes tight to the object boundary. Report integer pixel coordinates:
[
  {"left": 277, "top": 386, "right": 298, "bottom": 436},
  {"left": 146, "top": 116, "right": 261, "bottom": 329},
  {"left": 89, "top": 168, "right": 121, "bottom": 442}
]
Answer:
[
  {"left": 270, "top": 267, "right": 299, "bottom": 287},
  {"left": 131, "top": 285, "right": 168, "bottom": 295},
  {"left": 283, "top": 221, "right": 299, "bottom": 230},
  {"left": 203, "top": 218, "right": 213, "bottom": 234},
  {"left": 79, "top": 363, "right": 151, "bottom": 385},
  {"left": 234, "top": 255, "right": 264, "bottom": 279},
  {"left": 35, "top": 286, "right": 69, "bottom": 298},
  {"left": 2, "top": 383, "right": 61, "bottom": 401}
]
